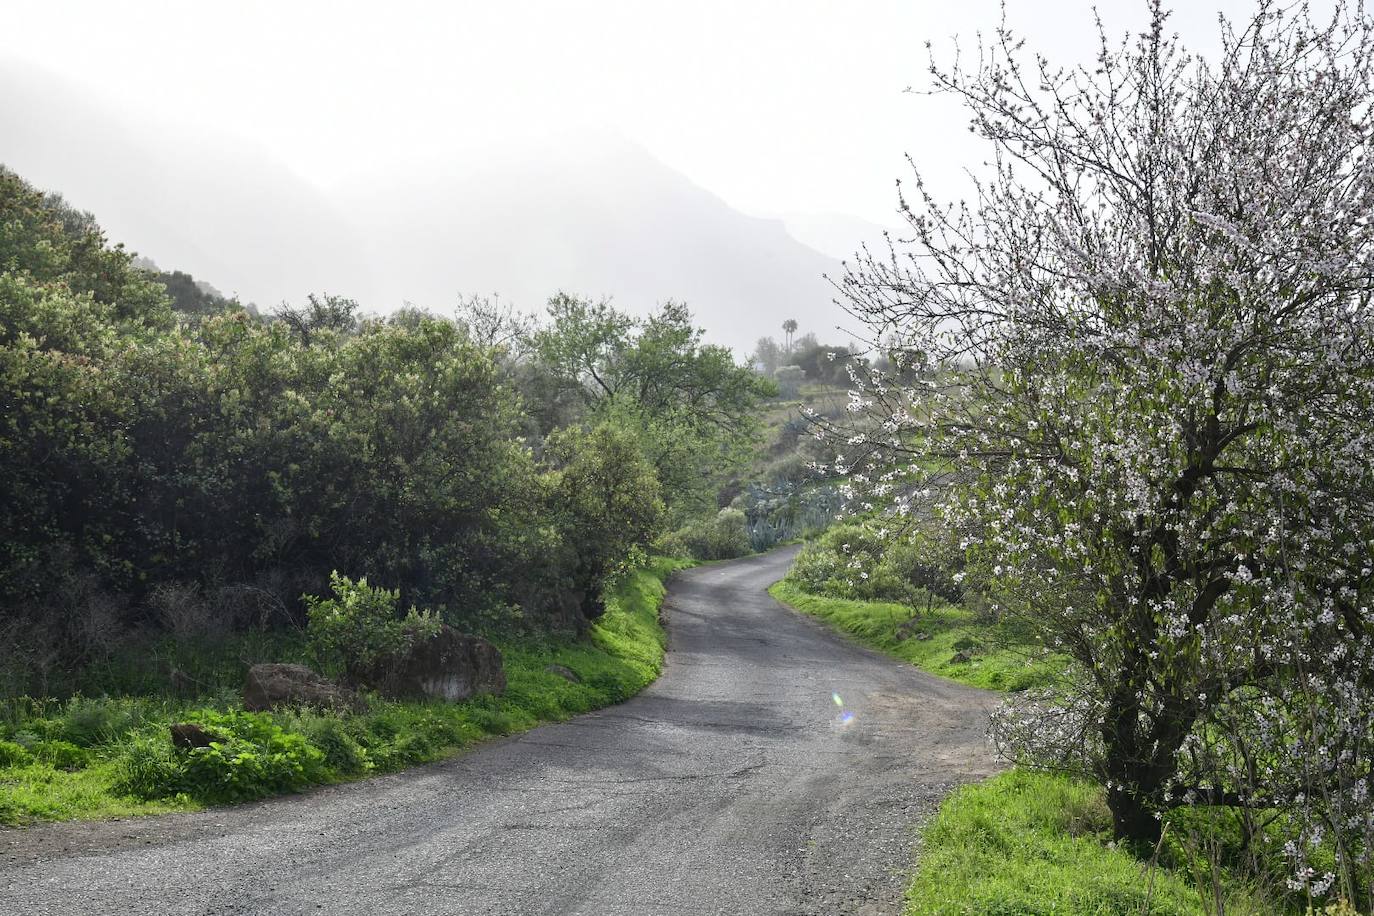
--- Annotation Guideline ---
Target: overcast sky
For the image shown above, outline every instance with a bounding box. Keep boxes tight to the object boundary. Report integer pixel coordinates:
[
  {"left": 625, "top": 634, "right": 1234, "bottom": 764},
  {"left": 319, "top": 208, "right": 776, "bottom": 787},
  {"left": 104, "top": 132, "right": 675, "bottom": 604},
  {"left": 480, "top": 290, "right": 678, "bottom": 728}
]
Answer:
[{"left": 4, "top": 0, "right": 1268, "bottom": 231}]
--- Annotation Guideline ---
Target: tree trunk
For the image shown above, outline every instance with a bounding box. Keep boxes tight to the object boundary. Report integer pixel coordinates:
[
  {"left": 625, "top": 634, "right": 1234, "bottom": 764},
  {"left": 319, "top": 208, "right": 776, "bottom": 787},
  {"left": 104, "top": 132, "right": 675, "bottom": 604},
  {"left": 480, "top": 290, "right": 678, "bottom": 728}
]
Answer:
[{"left": 1106, "top": 784, "right": 1162, "bottom": 844}]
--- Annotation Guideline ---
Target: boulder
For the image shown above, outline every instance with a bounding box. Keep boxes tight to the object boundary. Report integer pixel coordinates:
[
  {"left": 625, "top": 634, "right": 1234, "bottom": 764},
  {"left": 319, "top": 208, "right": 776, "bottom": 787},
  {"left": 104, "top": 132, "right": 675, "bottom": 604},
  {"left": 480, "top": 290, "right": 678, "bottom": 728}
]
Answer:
[
  {"left": 170, "top": 723, "right": 222, "bottom": 749},
  {"left": 544, "top": 664, "right": 581, "bottom": 684},
  {"left": 894, "top": 619, "right": 922, "bottom": 642},
  {"left": 950, "top": 649, "right": 974, "bottom": 665},
  {"left": 243, "top": 663, "right": 359, "bottom": 712},
  {"left": 367, "top": 625, "right": 506, "bottom": 702}
]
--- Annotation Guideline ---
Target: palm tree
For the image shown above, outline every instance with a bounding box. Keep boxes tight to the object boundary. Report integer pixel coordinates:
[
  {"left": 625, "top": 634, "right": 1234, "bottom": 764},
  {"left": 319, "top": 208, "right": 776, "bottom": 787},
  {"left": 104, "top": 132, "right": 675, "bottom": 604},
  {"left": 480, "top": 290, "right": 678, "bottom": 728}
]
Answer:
[{"left": 782, "top": 319, "right": 798, "bottom": 355}]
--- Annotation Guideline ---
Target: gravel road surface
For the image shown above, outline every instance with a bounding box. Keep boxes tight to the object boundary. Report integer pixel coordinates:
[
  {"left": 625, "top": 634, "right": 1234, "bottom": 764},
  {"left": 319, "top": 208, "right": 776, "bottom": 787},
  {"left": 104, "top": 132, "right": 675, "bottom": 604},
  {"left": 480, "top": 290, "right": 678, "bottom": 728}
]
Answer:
[{"left": 0, "top": 547, "right": 999, "bottom": 916}]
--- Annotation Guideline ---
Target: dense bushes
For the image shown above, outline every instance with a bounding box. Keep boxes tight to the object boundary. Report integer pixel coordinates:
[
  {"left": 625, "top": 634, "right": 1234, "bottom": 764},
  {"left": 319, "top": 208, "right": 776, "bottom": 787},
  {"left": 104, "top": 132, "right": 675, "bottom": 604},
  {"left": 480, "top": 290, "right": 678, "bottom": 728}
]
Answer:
[
  {"left": 788, "top": 521, "right": 962, "bottom": 609},
  {"left": 1, "top": 221, "right": 557, "bottom": 683},
  {"left": 659, "top": 508, "right": 752, "bottom": 561},
  {"left": 0, "top": 169, "right": 775, "bottom": 696}
]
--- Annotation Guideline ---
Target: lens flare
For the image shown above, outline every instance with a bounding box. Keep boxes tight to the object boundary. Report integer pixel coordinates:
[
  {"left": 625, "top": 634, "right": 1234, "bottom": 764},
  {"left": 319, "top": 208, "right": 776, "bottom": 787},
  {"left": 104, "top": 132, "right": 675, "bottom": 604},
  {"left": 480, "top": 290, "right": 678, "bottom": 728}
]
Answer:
[{"left": 830, "top": 692, "right": 856, "bottom": 725}]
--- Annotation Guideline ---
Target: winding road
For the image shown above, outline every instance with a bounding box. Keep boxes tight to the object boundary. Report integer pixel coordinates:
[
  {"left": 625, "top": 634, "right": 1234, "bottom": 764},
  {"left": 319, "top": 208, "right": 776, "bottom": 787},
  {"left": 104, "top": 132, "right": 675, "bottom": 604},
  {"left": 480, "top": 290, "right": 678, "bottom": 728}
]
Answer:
[{"left": 0, "top": 548, "right": 998, "bottom": 916}]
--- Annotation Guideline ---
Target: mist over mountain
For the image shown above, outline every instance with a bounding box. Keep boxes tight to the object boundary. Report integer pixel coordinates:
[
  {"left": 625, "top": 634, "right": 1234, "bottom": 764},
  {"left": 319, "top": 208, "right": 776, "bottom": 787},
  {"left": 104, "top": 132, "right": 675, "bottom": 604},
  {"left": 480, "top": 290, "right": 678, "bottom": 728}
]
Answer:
[
  {"left": 2, "top": 63, "right": 849, "bottom": 353},
  {"left": 339, "top": 134, "right": 848, "bottom": 352},
  {"left": 779, "top": 211, "right": 903, "bottom": 264},
  {"left": 0, "top": 62, "right": 374, "bottom": 310}
]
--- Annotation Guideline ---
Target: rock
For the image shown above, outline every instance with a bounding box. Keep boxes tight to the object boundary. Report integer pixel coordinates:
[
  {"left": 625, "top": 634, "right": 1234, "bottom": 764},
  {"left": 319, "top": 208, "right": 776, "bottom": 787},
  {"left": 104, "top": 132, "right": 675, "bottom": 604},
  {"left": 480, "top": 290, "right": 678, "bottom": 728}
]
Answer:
[
  {"left": 914, "top": 631, "right": 932, "bottom": 641},
  {"left": 544, "top": 664, "right": 581, "bottom": 683},
  {"left": 243, "top": 663, "right": 360, "bottom": 712},
  {"left": 950, "top": 649, "right": 974, "bottom": 665},
  {"left": 169, "top": 723, "right": 221, "bottom": 749},
  {"left": 894, "top": 619, "right": 922, "bottom": 642},
  {"left": 367, "top": 625, "right": 506, "bottom": 702}
]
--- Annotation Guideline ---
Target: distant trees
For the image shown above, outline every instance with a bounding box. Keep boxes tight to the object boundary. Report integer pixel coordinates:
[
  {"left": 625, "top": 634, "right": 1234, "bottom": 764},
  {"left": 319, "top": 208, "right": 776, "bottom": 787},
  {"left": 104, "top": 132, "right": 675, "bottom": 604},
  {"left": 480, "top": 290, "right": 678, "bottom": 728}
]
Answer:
[
  {"left": 751, "top": 327, "right": 856, "bottom": 389},
  {"left": 527, "top": 295, "right": 776, "bottom": 522},
  {"left": 150, "top": 269, "right": 234, "bottom": 317},
  {"left": 752, "top": 336, "right": 783, "bottom": 375}
]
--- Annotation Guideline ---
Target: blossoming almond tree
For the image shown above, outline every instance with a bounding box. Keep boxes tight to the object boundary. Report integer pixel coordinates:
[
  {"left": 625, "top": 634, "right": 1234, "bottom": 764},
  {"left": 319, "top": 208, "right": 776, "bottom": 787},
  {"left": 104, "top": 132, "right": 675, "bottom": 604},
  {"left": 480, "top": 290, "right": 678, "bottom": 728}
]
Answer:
[{"left": 815, "top": 0, "right": 1374, "bottom": 898}]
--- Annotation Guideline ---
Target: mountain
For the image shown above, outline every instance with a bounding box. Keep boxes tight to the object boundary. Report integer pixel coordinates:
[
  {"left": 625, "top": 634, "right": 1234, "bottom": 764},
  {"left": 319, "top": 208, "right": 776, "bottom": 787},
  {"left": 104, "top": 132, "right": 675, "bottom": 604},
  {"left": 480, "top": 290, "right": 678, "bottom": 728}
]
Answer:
[
  {"left": 779, "top": 211, "right": 905, "bottom": 264},
  {"left": 337, "top": 134, "right": 847, "bottom": 353},
  {"left": 1, "top": 64, "right": 848, "bottom": 353},
  {"left": 0, "top": 61, "right": 374, "bottom": 309}
]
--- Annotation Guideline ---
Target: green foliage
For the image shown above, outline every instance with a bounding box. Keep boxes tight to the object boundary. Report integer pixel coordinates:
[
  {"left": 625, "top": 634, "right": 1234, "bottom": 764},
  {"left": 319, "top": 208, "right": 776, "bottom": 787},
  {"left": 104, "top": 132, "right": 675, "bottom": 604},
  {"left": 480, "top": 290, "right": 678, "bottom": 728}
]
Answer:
[
  {"left": 790, "top": 342, "right": 864, "bottom": 386},
  {"left": 906, "top": 771, "right": 1281, "bottom": 915},
  {"left": 304, "top": 573, "right": 441, "bottom": 683},
  {"left": 2, "top": 169, "right": 571, "bottom": 690},
  {"left": 2, "top": 168, "right": 755, "bottom": 695},
  {"left": 0, "top": 168, "right": 170, "bottom": 325},
  {"left": 146, "top": 267, "right": 235, "bottom": 318},
  {"left": 773, "top": 364, "right": 804, "bottom": 399},
  {"left": 529, "top": 295, "right": 774, "bottom": 522},
  {"left": 31, "top": 739, "right": 89, "bottom": 770},
  {"left": 769, "top": 580, "right": 1066, "bottom": 693},
  {"left": 547, "top": 420, "right": 665, "bottom": 617},
  {"left": 788, "top": 522, "right": 962, "bottom": 608},
  {"left": 112, "top": 730, "right": 187, "bottom": 802},
  {"left": 57, "top": 696, "right": 164, "bottom": 747},
  {"left": 116, "top": 710, "right": 327, "bottom": 803},
  {"left": 666, "top": 507, "right": 752, "bottom": 561},
  {"left": 0, "top": 559, "right": 687, "bottom": 825},
  {"left": 287, "top": 714, "right": 372, "bottom": 776},
  {"left": 0, "top": 739, "right": 31, "bottom": 766}
]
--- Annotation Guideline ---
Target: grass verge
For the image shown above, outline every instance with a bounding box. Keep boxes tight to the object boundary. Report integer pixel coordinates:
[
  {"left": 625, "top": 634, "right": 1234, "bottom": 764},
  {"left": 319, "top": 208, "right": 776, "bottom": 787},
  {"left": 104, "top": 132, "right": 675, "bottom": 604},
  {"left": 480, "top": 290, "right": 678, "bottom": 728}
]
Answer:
[
  {"left": 0, "top": 558, "right": 687, "bottom": 826},
  {"left": 906, "top": 770, "right": 1279, "bottom": 915},
  {"left": 767, "top": 578, "right": 1065, "bottom": 692},
  {"left": 770, "top": 573, "right": 1292, "bottom": 915}
]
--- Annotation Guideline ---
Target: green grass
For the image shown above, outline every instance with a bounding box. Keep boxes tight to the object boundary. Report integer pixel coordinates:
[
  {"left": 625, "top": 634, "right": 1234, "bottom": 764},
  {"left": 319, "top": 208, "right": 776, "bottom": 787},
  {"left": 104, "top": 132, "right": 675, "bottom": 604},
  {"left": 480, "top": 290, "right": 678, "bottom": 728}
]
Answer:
[
  {"left": 0, "top": 558, "right": 688, "bottom": 826},
  {"left": 768, "top": 579, "right": 1066, "bottom": 692},
  {"left": 906, "top": 771, "right": 1280, "bottom": 916},
  {"left": 770, "top": 574, "right": 1293, "bottom": 915}
]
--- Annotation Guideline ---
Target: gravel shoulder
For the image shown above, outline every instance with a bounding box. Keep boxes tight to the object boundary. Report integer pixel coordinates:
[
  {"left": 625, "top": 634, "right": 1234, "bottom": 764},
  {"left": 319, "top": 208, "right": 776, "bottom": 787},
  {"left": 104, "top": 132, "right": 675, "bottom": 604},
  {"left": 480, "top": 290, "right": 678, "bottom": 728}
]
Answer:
[{"left": 0, "top": 547, "right": 999, "bottom": 916}]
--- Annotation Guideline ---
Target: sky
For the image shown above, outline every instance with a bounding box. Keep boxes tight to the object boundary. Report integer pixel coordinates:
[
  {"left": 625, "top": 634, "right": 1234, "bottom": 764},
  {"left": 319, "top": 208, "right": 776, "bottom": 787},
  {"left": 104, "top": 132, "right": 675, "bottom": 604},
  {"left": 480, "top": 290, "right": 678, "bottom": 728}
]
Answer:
[{"left": 3, "top": 0, "right": 1266, "bottom": 233}]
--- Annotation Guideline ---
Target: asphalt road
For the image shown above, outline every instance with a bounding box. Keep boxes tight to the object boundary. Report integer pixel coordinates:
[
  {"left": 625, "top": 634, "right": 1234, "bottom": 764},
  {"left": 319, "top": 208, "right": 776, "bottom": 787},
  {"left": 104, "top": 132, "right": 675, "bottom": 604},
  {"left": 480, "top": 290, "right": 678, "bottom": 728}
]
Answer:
[{"left": 0, "top": 547, "right": 999, "bottom": 916}]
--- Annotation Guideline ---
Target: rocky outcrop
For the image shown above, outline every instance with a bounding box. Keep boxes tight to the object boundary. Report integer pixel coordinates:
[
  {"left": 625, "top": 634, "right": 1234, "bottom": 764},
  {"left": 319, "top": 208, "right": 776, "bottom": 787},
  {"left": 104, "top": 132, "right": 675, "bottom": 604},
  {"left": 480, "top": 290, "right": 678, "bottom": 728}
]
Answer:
[
  {"left": 366, "top": 625, "right": 506, "bottom": 702},
  {"left": 243, "top": 663, "right": 360, "bottom": 712}
]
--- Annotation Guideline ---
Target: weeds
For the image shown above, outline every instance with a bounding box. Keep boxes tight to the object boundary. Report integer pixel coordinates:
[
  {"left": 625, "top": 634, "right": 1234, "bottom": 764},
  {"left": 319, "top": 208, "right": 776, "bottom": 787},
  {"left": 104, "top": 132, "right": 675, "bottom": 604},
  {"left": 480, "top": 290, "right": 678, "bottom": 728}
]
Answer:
[{"left": 0, "top": 558, "right": 687, "bottom": 825}]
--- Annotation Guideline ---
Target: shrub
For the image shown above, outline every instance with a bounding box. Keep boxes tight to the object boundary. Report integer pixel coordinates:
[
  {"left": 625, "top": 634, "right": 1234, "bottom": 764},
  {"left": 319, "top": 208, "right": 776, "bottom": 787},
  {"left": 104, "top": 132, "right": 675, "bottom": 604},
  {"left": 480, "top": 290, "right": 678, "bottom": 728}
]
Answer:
[
  {"left": 116, "top": 710, "right": 326, "bottom": 803},
  {"left": 789, "top": 521, "right": 962, "bottom": 610},
  {"left": 304, "top": 573, "right": 441, "bottom": 686},
  {"left": 60, "top": 696, "right": 154, "bottom": 747},
  {"left": 651, "top": 529, "right": 692, "bottom": 560},
  {"left": 672, "top": 508, "right": 751, "bottom": 561},
  {"left": 0, "top": 739, "right": 32, "bottom": 767},
  {"left": 181, "top": 712, "right": 326, "bottom": 803},
  {"left": 31, "top": 739, "right": 89, "bottom": 770},
  {"left": 293, "top": 715, "right": 371, "bottom": 777},
  {"left": 114, "top": 730, "right": 186, "bottom": 799},
  {"left": 148, "top": 581, "right": 218, "bottom": 642}
]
